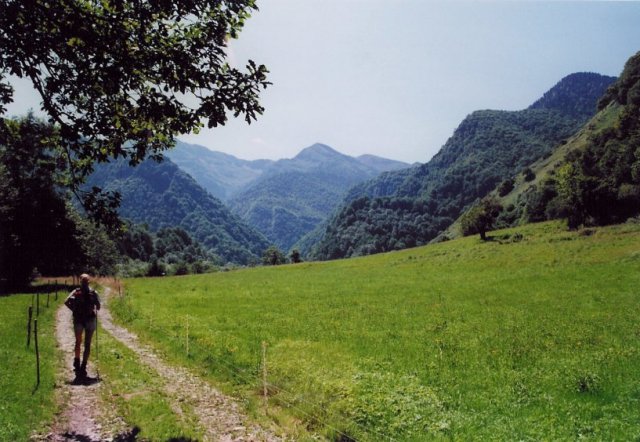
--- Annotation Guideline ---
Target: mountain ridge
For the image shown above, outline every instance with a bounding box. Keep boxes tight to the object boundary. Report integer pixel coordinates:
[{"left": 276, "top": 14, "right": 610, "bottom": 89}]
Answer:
[
  {"left": 305, "top": 71, "right": 617, "bottom": 260},
  {"left": 227, "top": 143, "right": 411, "bottom": 251},
  {"left": 85, "top": 157, "right": 270, "bottom": 265},
  {"left": 166, "top": 141, "right": 274, "bottom": 201}
]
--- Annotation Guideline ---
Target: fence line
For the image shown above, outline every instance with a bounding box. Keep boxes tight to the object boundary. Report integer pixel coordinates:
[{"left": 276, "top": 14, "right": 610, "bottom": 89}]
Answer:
[
  {"left": 119, "top": 284, "right": 394, "bottom": 442},
  {"left": 24, "top": 282, "right": 62, "bottom": 389},
  {"left": 34, "top": 318, "right": 40, "bottom": 387},
  {"left": 192, "top": 323, "right": 393, "bottom": 441}
]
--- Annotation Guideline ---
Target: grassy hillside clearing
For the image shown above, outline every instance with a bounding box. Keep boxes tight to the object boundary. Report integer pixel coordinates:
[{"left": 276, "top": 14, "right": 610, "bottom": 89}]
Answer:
[
  {"left": 0, "top": 288, "right": 61, "bottom": 440},
  {"left": 111, "top": 221, "right": 640, "bottom": 440},
  {"left": 497, "top": 102, "right": 625, "bottom": 210}
]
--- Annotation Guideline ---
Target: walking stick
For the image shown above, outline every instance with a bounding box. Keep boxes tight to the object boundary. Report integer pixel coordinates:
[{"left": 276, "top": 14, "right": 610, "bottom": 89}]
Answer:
[{"left": 95, "top": 309, "right": 100, "bottom": 380}]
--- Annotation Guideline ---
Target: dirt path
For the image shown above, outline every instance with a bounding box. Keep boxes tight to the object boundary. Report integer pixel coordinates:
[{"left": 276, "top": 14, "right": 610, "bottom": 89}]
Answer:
[
  {"left": 41, "top": 288, "right": 281, "bottom": 441},
  {"left": 98, "top": 289, "right": 280, "bottom": 441},
  {"left": 37, "top": 299, "right": 130, "bottom": 441}
]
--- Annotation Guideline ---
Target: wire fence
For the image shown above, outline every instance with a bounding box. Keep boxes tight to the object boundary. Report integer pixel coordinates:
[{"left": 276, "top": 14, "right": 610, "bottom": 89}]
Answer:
[
  {"left": 112, "top": 281, "right": 396, "bottom": 442},
  {"left": 24, "top": 279, "right": 65, "bottom": 390}
]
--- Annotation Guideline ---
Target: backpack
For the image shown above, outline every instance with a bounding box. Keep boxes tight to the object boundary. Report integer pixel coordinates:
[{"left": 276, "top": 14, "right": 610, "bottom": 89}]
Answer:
[{"left": 70, "top": 288, "right": 98, "bottom": 322}]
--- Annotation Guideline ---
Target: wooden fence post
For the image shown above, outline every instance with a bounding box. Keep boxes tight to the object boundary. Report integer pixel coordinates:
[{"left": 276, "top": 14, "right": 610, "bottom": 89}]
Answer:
[
  {"left": 262, "top": 341, "right": 268, "bottom": 412},
  {"left": 34, "top": 318, "right": 40, "bottom": 387},
  {"left": 27, "top": 306, "right": 33, "bottom": 348},
  {"left": 186, "top": 316, "right": 190, "bottom": 357}
]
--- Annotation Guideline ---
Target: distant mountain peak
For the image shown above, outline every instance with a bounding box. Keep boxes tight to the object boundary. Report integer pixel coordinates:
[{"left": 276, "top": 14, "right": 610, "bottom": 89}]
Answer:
[
  {"left": 294, "top": 143, "right": 350, "bottom": 162},
  {"left": 528, "top": 72, "right": 616, "bottom": 119},
  {"left": 308, "top": 142, "right": 334, "bottom": 151}
]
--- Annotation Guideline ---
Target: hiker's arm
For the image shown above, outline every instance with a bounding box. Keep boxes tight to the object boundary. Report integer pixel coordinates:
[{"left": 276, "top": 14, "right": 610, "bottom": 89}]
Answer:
[
  {"left": 95, "top": 293, "right": 101, "bottom": 310},
  {"left": 64, "top": 292, "right": 75, "bottom": 311}
]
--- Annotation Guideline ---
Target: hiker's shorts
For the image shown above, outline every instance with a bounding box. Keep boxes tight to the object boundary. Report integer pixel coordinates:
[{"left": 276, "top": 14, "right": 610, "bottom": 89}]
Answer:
[{"left": 73, "top": 318, "right": 97, "bottom": 334}]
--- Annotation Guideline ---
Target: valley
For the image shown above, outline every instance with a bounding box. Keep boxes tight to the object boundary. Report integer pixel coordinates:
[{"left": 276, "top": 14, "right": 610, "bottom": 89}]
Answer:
[{"left": 1, "top": 5, "right": 639, "bottom": 439}]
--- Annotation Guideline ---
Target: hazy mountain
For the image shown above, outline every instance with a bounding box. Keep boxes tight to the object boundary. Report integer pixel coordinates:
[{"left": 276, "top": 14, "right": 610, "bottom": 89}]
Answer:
[
  {"left": 85, "top": 157, "right": 270, "bottom": 265},
  {"left": 307, "top": 72, "right": 616, "bottom": 260},
  {"left": 227, "top": 143, "right": 410, "bottom": 251},
  {"left": 165, "top": 141, "right": 274, "bottom": 201},
  {"left": 356, "top": 154, "right": 417, "bottom": 173}
]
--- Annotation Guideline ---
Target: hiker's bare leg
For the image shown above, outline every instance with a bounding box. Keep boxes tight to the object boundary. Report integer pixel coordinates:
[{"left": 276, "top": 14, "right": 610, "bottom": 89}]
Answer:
[
  {"left": 82, "top": 328, "right": 94, "bottom": 366},
  {"left": 73, "top": 327, "right": 83, "bottom": 376},
  {"left": 74, "top": 328, "right": 83, "bottom": 359}
]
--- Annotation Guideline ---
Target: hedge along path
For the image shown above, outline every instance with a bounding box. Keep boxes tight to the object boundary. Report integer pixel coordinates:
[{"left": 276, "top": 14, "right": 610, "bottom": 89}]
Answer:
[{"left": 97, "top": 287, "right": 282, "bottom": 442}]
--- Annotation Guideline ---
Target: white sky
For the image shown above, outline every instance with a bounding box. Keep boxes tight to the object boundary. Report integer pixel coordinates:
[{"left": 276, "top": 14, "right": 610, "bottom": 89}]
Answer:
[{"left": 6, "top": 1, "right": 640, "bottom": 163}]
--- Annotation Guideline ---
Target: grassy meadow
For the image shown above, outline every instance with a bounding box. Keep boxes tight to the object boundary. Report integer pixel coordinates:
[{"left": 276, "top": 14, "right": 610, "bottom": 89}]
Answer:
[
  {"left": 0, "top": 289, "right": 61, "bottom": 441},
  {"left": 111, "top": 221, "right": 640, "bottom": 440}
]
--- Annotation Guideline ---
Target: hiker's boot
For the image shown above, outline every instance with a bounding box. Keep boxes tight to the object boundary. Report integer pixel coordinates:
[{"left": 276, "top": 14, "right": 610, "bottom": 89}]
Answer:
[
  {"left": 79, "top": 360, "right": 87, "bottom": 379},
  {"left": 73, "top": 358, "right": 81, "bottom": 376}
]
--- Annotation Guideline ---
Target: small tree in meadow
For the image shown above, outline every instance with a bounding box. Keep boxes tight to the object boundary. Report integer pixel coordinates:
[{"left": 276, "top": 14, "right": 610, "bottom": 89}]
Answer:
[
  {"left": 460, "top": 197, "right": 503, "bottom": 240},
  {"left": 290, "top": 249, "right": 302, "bottom": 264},
  {"left": 262, "top": 246, "right": 286, "bottom": 266}
]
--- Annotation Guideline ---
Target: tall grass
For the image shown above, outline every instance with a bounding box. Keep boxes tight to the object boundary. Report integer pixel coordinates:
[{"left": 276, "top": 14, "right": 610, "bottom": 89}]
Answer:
[
  {"left": 0, "top": 290, "right": 60, "bottom": 440},
  {"left": 111, "top": 221, "right": 640, "bottom": 440}
]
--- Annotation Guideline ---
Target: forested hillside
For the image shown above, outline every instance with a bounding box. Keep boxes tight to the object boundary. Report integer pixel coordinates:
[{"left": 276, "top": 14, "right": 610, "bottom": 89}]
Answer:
[
  {"left": 308, "top": 72, "right": 616, "bottom": 260},
  {"left": 85, "top": 158, "right": 270, "bottom": 265},
  {"left": 228, "top": 143, "right": 409, "bottom": 251},
  {"left": 166, "top": 141, "right": 274, "bottom": 201},
  {"left": 528, "top": 72, "right": 620, "bottom": 119},
  {"left": 491, "top": 52, "right": 640, "bottom": 230}
]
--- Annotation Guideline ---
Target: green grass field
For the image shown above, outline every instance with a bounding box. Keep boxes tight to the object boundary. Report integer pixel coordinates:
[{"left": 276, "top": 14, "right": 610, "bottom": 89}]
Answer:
[
  {"left": 111, "top": 220, "right": 640, "bottom": 440},
  {"left": 0, "top": 289, "right": 61, "bottom": 441}
]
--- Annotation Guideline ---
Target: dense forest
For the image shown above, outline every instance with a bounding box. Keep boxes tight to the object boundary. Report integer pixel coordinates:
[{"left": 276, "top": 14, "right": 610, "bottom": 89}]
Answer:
[
  {"left": 528, "top": 72, "right": 621, "bottom": 119},
  {"left": 85, "top": 157, "right": 270, "bottom": 265},
  {"left": 116, "top": 224, "right": 219, "bottom": 276},
  {"left": 309, "top": 72, "right": 616, "bottom": 260},
  {"left": 0, "top": 115, "right": 120, "bottom": 290}
]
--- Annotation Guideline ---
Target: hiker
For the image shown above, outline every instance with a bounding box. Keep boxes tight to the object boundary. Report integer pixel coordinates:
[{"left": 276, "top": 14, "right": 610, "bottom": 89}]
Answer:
[{"left": 64, "top": 273, "right": 101, "bottom": 380}]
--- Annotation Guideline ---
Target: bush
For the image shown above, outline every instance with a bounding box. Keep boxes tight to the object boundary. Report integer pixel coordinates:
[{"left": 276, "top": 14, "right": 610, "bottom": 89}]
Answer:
[
  {"left": 523, "top": 167, "right": 536, "bottom": 182},
  {"left": 147, "top": 259, "right": 166, "bottom": 277},
  {"left": 173, "top": 261, "right": 189, "bottom": 276},
  {"left": 498, "top": 178, "right": 515, "bottom": 197}
]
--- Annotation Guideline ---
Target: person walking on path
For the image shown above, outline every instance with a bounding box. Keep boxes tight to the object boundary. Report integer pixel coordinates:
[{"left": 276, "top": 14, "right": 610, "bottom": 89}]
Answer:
[{"left": 64, "top": 273, "right": 101, "bottom": 381}]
